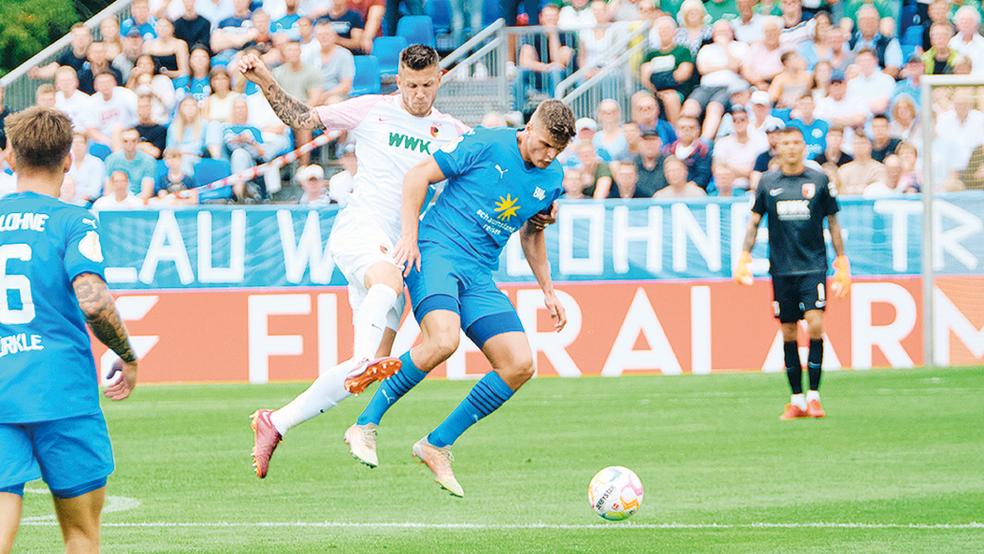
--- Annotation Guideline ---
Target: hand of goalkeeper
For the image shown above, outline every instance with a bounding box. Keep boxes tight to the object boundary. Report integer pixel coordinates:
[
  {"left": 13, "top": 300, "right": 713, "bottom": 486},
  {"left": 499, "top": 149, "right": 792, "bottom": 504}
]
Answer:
[
  {"left": 734, "top": 251, "right": 753, "bottom": 286},
  {"left": 831, "top": 255, "right": 851, "bottom": 297}
]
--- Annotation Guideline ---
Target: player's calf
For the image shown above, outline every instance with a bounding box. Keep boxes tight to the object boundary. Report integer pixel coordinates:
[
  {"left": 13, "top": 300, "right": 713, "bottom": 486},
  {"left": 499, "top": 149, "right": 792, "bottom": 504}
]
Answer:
[{"left": 0, "top": 492, "right": 22, "bottom": 554}]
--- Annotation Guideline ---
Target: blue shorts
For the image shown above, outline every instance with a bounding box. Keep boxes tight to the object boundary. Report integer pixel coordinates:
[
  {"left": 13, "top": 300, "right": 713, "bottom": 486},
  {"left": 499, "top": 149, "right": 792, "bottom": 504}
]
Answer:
[
  {"left": 406, "top": 242, "right": 524, "bottom": 348},
  {"left": 0, "top": 412, "right": 115, "bottom": 498}
]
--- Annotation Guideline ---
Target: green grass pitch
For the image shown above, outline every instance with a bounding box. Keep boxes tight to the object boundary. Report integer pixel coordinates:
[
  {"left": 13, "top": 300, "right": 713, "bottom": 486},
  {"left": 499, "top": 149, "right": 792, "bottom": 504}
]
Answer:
[{"left": 14, "top": 367, "right": 984, "bottom": 553}]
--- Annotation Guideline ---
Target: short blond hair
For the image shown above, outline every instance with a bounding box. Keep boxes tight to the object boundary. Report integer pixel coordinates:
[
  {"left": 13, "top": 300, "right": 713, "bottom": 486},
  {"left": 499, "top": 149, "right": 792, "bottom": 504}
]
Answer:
[{"left": 4, "top": 107, "right": 74, "bottom": 172}]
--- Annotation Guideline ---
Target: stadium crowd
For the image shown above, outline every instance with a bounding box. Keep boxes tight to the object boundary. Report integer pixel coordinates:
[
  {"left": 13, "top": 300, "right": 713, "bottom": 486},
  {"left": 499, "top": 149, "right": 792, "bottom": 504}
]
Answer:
[{"left": 0, "top": 0, "right": 983, "bottom": 207}]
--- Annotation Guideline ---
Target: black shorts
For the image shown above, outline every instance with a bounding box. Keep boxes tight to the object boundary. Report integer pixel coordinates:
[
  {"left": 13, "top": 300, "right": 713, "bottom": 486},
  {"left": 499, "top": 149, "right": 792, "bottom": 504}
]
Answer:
[{"left": 771, "top": 272, "right": 827, "bottom": 323}]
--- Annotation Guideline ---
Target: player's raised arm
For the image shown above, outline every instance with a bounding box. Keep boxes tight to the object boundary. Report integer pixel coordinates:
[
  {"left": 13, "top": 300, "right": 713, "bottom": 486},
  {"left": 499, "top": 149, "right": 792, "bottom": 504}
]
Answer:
[
  {"left": 521, "top": 215, "right": 566, "bottom": 331},
  {"left": 73, "top": 273, "right": 139, "bottom": 400},
  {"left": 393, "top": 157, "right": 447, "bottom": 276},
  {"left": 238, "top": 53, "right": 324, "bottom": 130}
]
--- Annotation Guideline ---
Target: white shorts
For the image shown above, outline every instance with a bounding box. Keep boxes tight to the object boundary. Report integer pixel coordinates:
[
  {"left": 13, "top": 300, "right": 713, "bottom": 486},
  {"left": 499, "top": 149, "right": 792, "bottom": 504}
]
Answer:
[{"left": 328, "top": 206, "right": 405, "bottom": 330}]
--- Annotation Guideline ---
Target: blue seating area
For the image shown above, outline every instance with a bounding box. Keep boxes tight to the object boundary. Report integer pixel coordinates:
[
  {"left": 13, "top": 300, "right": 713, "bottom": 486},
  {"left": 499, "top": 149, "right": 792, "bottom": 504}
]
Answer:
[
  {"left": 373, "top": 36, "right": 408, "bottom": 78},
  {"left": 396, "top": 15, "right": 437, "bottom": 48},
  {"left": 352, "top": 55, "right": 382, "bottom": 96}
]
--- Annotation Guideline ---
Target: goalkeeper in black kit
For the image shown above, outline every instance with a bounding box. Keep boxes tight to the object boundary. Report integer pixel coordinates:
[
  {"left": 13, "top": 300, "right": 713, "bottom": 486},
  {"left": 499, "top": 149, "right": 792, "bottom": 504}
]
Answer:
[{"left": 734, "top": 126, "right": 852, "bottom": 420}]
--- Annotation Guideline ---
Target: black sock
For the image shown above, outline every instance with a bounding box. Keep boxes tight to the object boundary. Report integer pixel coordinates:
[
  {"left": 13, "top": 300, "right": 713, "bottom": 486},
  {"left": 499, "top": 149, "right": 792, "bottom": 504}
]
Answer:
[
  {"left": 784, "top": 341, "right": 802, "bottom": 395},
  {"left": 808, "top": 338, "right": 823, "bottom": 391}
]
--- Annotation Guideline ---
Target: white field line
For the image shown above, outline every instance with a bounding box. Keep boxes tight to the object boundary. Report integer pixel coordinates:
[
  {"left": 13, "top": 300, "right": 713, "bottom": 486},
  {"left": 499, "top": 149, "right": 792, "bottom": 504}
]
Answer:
[{"left": 19, "top": 521, "right": 984, "bottom": 530}]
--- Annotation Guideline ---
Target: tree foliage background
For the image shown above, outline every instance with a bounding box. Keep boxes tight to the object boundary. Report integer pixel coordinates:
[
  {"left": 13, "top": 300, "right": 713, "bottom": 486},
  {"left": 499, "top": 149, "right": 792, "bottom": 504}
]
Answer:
[{"left": 0, "top": 0, "right": 113, "bottom": 77}]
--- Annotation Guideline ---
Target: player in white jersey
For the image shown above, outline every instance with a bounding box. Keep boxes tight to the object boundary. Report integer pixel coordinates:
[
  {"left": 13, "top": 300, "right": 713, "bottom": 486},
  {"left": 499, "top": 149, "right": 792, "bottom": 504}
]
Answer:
[{"left": 239, "top": 45, "right": 470, "bottom": 478}]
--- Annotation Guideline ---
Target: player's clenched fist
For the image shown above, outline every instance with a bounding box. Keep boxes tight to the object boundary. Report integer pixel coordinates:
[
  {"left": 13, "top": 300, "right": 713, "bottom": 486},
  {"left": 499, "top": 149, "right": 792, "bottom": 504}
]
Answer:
[
  {"left": 734, "top": 251, "right": 753, "bottom": 286},
  {"left": 830, "top": 255, "right": 851, "bottom": 298},
  {"left": 238, "top": 53, "right": 274, "bottom": 86}
]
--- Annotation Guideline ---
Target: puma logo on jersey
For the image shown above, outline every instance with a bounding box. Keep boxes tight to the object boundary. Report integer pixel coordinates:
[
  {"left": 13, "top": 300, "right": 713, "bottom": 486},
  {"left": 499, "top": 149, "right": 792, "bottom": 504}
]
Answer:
[
  {"left": 495, "top": 164, "right": 508, "bottom": 179},
  {"left": 388, "top": 132, "right": 432, "bottom": 154}
]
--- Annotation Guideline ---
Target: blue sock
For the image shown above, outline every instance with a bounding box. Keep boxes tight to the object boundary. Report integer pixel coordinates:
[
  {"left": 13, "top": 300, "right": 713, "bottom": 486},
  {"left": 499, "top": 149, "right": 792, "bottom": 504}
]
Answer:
[
  {"left": 428, "top": 371, "right": 515, "bottom": 448},
  {"left": 356, "top": 351, "right": 427, "bottom": 426}
]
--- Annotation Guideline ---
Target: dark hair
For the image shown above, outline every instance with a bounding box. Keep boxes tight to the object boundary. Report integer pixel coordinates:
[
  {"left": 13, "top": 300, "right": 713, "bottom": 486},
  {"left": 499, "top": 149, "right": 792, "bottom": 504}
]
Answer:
[
  {"left": 400, "top": 44, "right": 440, "bottom": 71},
  {"left": 5, "top": 107, "right": 73, "bottom": 172},
  {"left": 532, "top": 99, "right": 576, "bottom": 145},
  {"left": 872, "top": 114, "right": 890, "bottom": 123}
]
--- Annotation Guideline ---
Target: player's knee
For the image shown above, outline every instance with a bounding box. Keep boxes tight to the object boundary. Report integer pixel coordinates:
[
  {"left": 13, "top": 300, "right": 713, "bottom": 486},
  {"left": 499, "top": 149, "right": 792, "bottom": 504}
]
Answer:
[
  {"left": 432, "top": 333, "right": 460, "bottom": 359},
  {"left": 62, "top": 528, "right": 99, "bottom": 553},
  {"left": 364, "top": 263, "right": 403, "bottom": 294},
  {"left": 501, "top": 355, "right": 535, "bottom": 385}
]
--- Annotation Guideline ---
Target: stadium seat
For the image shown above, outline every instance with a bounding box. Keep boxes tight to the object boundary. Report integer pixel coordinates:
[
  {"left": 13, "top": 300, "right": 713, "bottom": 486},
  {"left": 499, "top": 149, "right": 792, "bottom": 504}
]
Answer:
[
  {"left": 396, "top": 15, "right": 436, "bottom": 48},
  {"left": 88, "top": 143, "right": 112, "bottom": 161},
  {"left": 425, "top": 0, "right": 452, "bottom": 34},
  {"left": 373, "top": 36, "right": 408, "bottom": 78},
  {"left": 901, "top": 25, "right": 923, "bottom": 47},
  {"left": 351, "top": 55, "right": 382, "bottom": 96},
  {"left": 193, "top": 158, "right": 233, "bottom": 200}
]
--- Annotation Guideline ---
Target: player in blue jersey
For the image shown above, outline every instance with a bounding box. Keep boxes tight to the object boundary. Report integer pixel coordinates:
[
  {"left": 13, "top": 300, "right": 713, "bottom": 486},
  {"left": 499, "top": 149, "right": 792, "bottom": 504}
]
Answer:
[
  {"left": 343, "top": 100, "right": 576, "bottom": 497},
  {"left": 0, "top": 107, "right": 138, "bottom": 553}
]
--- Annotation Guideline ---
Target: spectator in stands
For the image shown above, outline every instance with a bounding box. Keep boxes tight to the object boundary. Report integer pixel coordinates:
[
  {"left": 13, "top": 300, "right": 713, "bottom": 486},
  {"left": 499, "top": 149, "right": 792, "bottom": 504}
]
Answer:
[
  {"left": 849, "top": 5, "right": 902, "bottom": 78},
  {"left": 295, "top": 164, "right": 330, "bottom": 205},
  {"left": 713, "top": 106, "right": 768, "bottom": 191},
  {"left": 87, "top": 72, "right": 138, "bottom": 149},
  {"left": 578, "top": 1, "right": 620, "bottom": 80},
  {"left": 329, "top": 143, "right": 358, "bottom": 205},
  {"left": 894, "top": 55, "right": 925, "bottom": 106},
  {"left": 100, "top": 17, "right": 124, "bottom": 61},
  {"left": 29, "top": 23, "right": 93, "bottom": 79},
  {"left": 656, "top": 156, "right": 706, "bottom": 197},
  {"left": 272, "top": 0, "right": 303, "bottom": 37},
  {"left": 447, "top": 0, "right": 482, "bottom": 48},
  {"left": 861, "top": 153, "right": 904, "bottom": 197},
  {"left": 889, "top": 94, "right": 921, "bottom": 148},
  {"left": 114, "top": 29, "right": 146, "bottom": 84},
  {"left": 933, "top": 88, "right": 984, "bottom": 183},
  {"left": 676, "top": 0, "right": 713, "bottom": 57},
  {"left": 122, "top": 0, "right": 158, "bottom": 41},
  {"left": 223, "top": 98, "right": 266, "bottom": 193},
  {"left": 562, "top": 168, "right": 587, "bottom": 198},
  {"left": 274, "top": 40, "right": 322, "bottom": 164},
  {"left": 173, "top": 46, "right": 212, "bottom": 103},
  {"left": 838, "top": 133, "right": 886, "bottom": 195},
  {"left": 623, "top": 121, "right": 642, "bottom": 158},
  {"left": 768, "top": 51, "right": 811, "bottom": 109},
  {"left": 896, "top": 141, "right": 922, "bottom": 192},
  {"left": 128, "top": 55, "right": 177, "bottom": 125},
  {"left": 211, "top": 0, "right": 256, "bottom": 65},
  {"left": 801, "top": 25, "right": 853, "bottom": 73},
  {"left": 33, "top": 85, "right": 56, "bottom": 110},
  {"left": 734, "top": 0, "right": 766, "bottom": 43},
  {"left": 145, "top": 17, "right": 190, "bottom": 77},
  {"left": 78, "top": 42, "right": 125, "bottom": 95},
  {"left": 245, "top": 92, "right": 290, "bottom": 193},
  {"left": 950, "top": 6, "right": 984, "bottom": 77},
  {"left": 612, "top": 163, "right": 646, "bottom": 198},
  {"left": 789, "top": 94, "right": 828, "bottom": 160},
  {"left": 779, "top": 0, "right": 814, "bottom": 46},
  {"left": 156, "top": 147, "right": 196, "bottom": 195},
  {"left": 174, "top": 0, "right": 213, "bottom": 54},
  {"left": 514, "top": 4, "right": 574, "bottom": 110},
  {"left": 135, "top": 94, "right": 168, "bottom": 159},
  {"left": 663, "top": 116, "right": 712, "bottom": 190},
  {"left": 320, "top": 0, "right": 366, "bottom": 53},
  {"left": 922, "top": 0, "right": 953, "bottom": 51},
  {"left": 54, "top": 66, "right": 90, "bottom": 131},
  {"left": 641, "top": 15, "right": 695, "bottom": 124},
  {"left": 573, "top": 140, "right": 614, "bottom": 198},
  {"left": 813, "top": 124, "right": 852, "bottom": 166},
  {"left": 167, "top": 96, "right": 209, "bottom": 171},
  {"left": 953, "top": 54, "right": 974, "bottom": 75},
  {"left": 924, "top": 23, "right": 959, "bottom": 74},
  {"left": 815, "top": 70, "right": 864, "bottom": 153},
  {"left": 744, "top": 17, "right": 786, "bottom": 89},
  {"left": 847, "top": 48, "right": 895, "bottom": 116},
  {"left": 687, "top": 19, "right": 748, "bottom": 141},
  {"left": 593, "top": 100, "right": 630, "bottom": 162},
  {"left": 203, "top": 68, "right": 241, "bottom": 124},
  {"left": 869, "top": 114, "right": 900, "bottom": 162},
  {"left": 634, "top": 129, "right": 666, "bottom": 196},
  {"left": 304, "top": 21, "right": 355, "bottom": 104},
  {"left": 348, "top": 0, "right": 385, "bottom": 53},
  {"left": 65, "top": 132, "right": 105, "bottom": 205},
  {"left": 811, "top": 60, "right": 832, "bottom": 100},
  {"left": 105, "top": 128, "right": 157, "bottom": 199},
  {"left": 749, "top": 89, "right": 784, "bottom": 135},
  {"left": 704, "top": 0, "right": 739, "bottom": 22},
  {"left": 750, "top": 119, "right": 784, "bottom": 189},
  {"left": 197, "top": 0, "right": 236, "bottom": 29},
  {"left": 250, "top": 10, "right": 279, "bottom": 62},
  {"left": 559, "top": 0, "right": 595, "bottom": 31},
  {"left": 93, "top": 170, "right": 145, "bottom": 210},
  {"left": 630, "top": 91, "right": 675, "bottom": 144}
]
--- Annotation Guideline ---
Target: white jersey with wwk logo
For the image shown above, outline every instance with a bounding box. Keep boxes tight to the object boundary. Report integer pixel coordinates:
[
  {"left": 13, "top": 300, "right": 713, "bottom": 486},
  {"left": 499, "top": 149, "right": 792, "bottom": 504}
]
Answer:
[{"left": 315, "top": 94, "right": 470, "bottom": 243}]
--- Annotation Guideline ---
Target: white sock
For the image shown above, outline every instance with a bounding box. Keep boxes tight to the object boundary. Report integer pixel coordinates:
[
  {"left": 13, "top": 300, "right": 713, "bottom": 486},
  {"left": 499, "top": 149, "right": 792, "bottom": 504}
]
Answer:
[
  {"left": 791, "top": 393, "right": 807, "bottom": 410},
  {"left": 353, "top": 285, "right": 398, "bottom": 361},
  {"left": 270, "top": 359, "right": 359, "bottom": 436},
  {"left": 806, "top": 390, "right": 820, "bottom": 403}
]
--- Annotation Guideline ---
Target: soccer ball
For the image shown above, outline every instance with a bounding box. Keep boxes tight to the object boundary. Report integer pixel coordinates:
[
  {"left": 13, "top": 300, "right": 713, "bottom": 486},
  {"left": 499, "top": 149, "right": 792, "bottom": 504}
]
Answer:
[{"left": 587, "top": 466, "right": 644, "bottom": 521}]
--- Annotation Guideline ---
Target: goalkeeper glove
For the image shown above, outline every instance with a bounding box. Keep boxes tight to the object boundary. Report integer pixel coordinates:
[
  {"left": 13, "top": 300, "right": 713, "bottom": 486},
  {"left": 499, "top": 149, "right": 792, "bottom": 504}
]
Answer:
[
  {"left": 831, "top": 255, "right": 851, "bottom": 297},
  {"left": 734, "top": 251, "right": 753, "bottom": 286}
]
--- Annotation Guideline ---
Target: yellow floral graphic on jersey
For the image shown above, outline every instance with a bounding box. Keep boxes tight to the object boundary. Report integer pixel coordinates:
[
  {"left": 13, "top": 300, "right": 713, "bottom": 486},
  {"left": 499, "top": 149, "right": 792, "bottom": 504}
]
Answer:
[{"left": 494, "top": 193, "right": 521, "bottom": 221}]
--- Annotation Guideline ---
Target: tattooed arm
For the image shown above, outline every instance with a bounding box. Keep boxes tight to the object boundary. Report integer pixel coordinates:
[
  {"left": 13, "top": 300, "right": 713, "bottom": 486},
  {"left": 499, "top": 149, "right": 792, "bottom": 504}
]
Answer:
[
  {"left": 238, "top": 53, "right": 324, "bottom": 130},
  {"left": 73, "top": 273, "right": 138, "bottom": 400}
]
